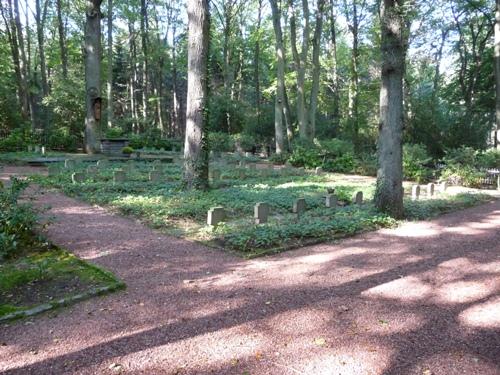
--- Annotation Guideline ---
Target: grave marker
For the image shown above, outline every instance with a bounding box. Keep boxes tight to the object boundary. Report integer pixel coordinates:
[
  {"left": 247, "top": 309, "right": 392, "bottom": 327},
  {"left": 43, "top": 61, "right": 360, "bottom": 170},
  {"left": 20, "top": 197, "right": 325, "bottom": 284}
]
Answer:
[
  {"left": 149, "top": 170, "right": 162, "bottom": 182},
  {"left": 325, "top": 194, "right": 337, "bottom": 208},
  {"left": 96, "top": 159, "right": 109, "bottom": 168},
  {"left": 254, "top": 202, "right": 270, "bottom": 224},
  {"left": 207, "top": 207, "right": 226, "bottom": 226},
  {"left": 293, "top": 198, "right": 307, "bottom": 217},
  {"left": 354, "top": 191, "right": 363, "bottom": 205},
  {"left": 64, "top": 159, "right": 75, "bottom": 169},
  {"left": 427, "top": 183, "right": 435, "bottom": 198},
  {"left": 87, "top": 165, "right": 98, "bottom": 175},
  {"left": 411, "top": 185, "right": 420, "bottom": 201},
  {"left": 114, "top": 170, "right": 126, "bottom": 183},
  {"left": 71, "top": 172, "right": 85, "bottom": 184},
  {"left": 439, "top": 182, "right": 447, "bottom": 193},
  {"left": 315, "top": 167, "right": 323, "bottom": 175}
]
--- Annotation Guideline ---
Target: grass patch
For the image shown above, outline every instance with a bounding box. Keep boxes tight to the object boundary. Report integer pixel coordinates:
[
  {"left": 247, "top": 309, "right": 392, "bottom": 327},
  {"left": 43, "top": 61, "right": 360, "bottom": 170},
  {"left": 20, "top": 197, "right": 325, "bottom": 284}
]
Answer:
[
  {"left": 0, "top": 246, "right": 124, "bottom": 321},
  {"left": 29, "top": 160, "right": 495, "bottom": 256}
]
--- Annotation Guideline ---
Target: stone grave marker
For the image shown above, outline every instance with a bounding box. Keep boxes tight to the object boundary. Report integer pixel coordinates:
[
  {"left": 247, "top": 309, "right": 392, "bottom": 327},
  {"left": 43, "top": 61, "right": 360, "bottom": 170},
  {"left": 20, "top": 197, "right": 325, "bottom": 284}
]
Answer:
[
  {"left": 325, "top": 194, "right": 337, "bottom": 208},
  {"left": 411, "top": 185, "right": 420, "bottom": 201},
  {"left": 28, "top": 145, "right": 33, "bottom": 152},
  {"left": 41, "top": 146, "right": 46, "bottom": 155},
  {"left": 34, "top": 145, "right": 41, "bottom": 153},
  {"left": 86, "top": 165, "right": 98, "bottom": 175},
  {"left": 315, "top": 167, "right": 323, "bottom": 175},
  {"left": 207, "top": 207, "right": 226, "bottom": 226},
  {"left": 64, "top": 159, "right": 75, "bottom": 169},
  {"left": 48, "top": 165, "right": 59, "bottom": 176},
  {"left": 71, "top": 172, "right": 85, "bottom": 184},
  {"left": 293, "top": 198, "right": 307, "bottom": 217},
  {"left": 254, "top": 202, "right": 270, "bottom": 224},
  {"left": 439, "top": 182, "right": 447, "bottom": 194},
  {"left": 114, "top": 170, "right": 126, "bottom": 183},
  {"left": 427, "top": 183, "right": 435, "bottom": 198},
  {"left": 353, "top": 191, "right": 363, "bottom": 205},
  {"left": 149, "top": 170, "right": 162, "bottom": 182},
  {"left": 96, "top": 159, "right": 109, "bottom": 168}
]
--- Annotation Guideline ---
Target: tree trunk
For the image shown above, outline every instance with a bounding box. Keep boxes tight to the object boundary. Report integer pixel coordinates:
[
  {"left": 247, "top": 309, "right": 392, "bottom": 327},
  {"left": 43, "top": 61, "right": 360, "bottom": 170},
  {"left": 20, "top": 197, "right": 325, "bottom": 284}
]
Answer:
[
  {"left": 56, "top": 0, "right": 68, "bottom": 78},
  {"left": 106, "top": 0, "right": 113, "bottom": 128},
  {"left": 254, "top": 0, "right": 262, "bottom": 129},
  {"left": 35, "top": 0, "right": 49, "bottom": 98},
  {"left": 289, "top": 0, "right": 310, "bottom": 139},
  {"left": 374, "top": 0, "right": 408, "bottom": 219},
  {"left": 140, "top": 0, "right": 149, "bottom": 124},
  {"left": 184, "top": 0, "right": 210, "bottom": 190},
  {"left": 309, "top": 0, "right": 325, "bottom": 139},
  {"left": 270, "top": 0, "right": 286, "bottom": 154},
  {"left": 329, "top": 0, "right": 340, "bottom": 136},
  {"left": 495, "top": 0, "right": 500, "bottom": 148},
  {"left": 12, "top": 0, "right": 29, "bottom": 120},
  {"left": 84, "top": 0, "right": 103, "bottom": 154}
]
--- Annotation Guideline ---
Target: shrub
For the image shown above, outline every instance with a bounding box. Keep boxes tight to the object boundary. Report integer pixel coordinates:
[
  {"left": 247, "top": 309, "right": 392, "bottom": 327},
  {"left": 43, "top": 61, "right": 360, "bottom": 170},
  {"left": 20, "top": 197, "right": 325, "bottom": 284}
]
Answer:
[
  {"left": 105, "top": 127, "right": 125, "bottom": 139},
  {"left": 444, "top": 146, "right": 477, "bottom": 166},
  {"left": 209, "top": 132, "right": 233, "bottom": 152},
  {"left": 0, "top": 128, "right": 33, "bottom": 152},
  {"left": 288, "top": 143, "right": 322, "bottom": 169},
  {"left": 323, "top": 153, "right": 358, "bottom": 173},
  {"left": 232, "top": 133, "right": 256, "bottom": 152},
  {"left": 314, "top": 138, "right": 354, "bottom": 158},
  {"left": 403, "top": 144, "right": 433, "bottom": 183},
  {"left": 440, "top": 164, "right": 485, "bottom": 187},
  {"left": 269, "top": 152, "right": 290, "bottom": 165},
  {"left": 122, "top": 146, "right": 134, "bottom": 155},
  {"left": 47, "top": 127, "right": 79, "bottom": 152},
  {"left": 476, "top": 149, "right": 500, "bottom": 169},
  {"left": 0, "top": 178, "right": 38, "bottom": 260}
]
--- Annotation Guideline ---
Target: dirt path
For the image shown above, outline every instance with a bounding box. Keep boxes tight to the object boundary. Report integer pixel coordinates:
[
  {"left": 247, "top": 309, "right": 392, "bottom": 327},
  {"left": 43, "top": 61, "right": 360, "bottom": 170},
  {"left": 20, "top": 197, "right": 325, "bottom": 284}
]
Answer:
[{"left": 0, "top": 166, "right": 499, "bottom": 375}]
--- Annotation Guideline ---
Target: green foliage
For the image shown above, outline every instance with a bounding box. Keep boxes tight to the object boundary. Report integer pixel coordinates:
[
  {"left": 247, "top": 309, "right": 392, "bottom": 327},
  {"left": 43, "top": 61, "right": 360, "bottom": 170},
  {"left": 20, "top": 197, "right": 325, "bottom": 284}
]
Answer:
[
  {"left": 440, "top": 164, "right": 486, "bottom": 188},
  {"left": 208, "top": 132, "right": 233, "bottom": 152},
  {"left": 232, "top": 133, "right": 256, "bottom": 152},
  {"left": 402, "top": 144, "right": 433, "bottom": 183},
  {"left": 105, "top": 127, "right": 125, "bottom": 139},
  {"left": 476, "top": 149, "right": 500, "bottom": 169},
  {"left": 121, "top": 146, "right": 134, "bottom": 155},
  {"left": 0, "top": 178, "right": 38, "bottom": 259},
  {"left": 46, "top": 127, "right": 79, "bottom": 152},
  {"left": 127, "top": 132, "right": 181, "bottom": 151},
  {"left": 0, "top": 128, "right": 33, "bottom": 152}
]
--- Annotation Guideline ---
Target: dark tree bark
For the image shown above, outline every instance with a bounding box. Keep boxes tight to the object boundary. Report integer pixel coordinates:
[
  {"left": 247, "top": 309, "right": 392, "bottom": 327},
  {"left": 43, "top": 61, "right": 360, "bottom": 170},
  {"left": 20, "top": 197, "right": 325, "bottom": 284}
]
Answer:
[
  {"left": 35, "top": 0, "right": 49, "bottom": 97},
  {"left": 106, "top": 0, "right": 113, "bottom": 128},
  {"left": 84, "top": 0, "right": 103, "bottom": 154},
  {"left": 56, "top": 0, "right": 68, "bottom": 78},
  {"left": 309, "top": 0, "right": 325, "bottom": 139},
  {"left": 495, "top": 0, "right": 500, "bottom": 148},
  {"left": 374, "top": 0, "right": 409, "bottom": 219},
  {"left": 184, "top": 0, "right": 210, "bottom": 190},
  {"left": 329, "top": 0, "right": 340, "bottom": 136},
  {"left": 254, "top": 0, "right": 262, "bottom": 129},
  {"left": 269, "top": 0, "right": 286, "bottom": 154}
]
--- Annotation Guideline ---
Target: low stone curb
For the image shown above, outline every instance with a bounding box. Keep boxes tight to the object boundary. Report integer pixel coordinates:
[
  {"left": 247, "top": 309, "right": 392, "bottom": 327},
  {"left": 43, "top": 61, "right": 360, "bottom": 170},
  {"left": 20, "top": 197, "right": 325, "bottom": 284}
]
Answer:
[{"left": 0, "top": 281, "right": 125, "bottom": 323}]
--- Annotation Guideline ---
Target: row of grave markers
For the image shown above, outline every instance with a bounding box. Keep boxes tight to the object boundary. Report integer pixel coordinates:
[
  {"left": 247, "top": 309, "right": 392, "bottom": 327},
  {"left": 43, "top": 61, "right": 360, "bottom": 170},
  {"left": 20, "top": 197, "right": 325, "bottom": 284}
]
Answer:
[
  {"left": 411, "top": 182, "right": 447, "bottom": 200},
  {"left": 207, "top": 191, "right": 364, "bottom": 226}
]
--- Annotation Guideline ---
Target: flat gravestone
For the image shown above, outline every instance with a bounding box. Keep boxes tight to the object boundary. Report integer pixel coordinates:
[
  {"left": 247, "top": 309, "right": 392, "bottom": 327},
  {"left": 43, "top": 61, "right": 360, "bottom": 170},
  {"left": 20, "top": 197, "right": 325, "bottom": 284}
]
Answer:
[
  {"left": 71, "top": 172, "right": 85, "bottom": 184},
  {"left": 293, "top": 198, "right": 307, "bottom": 217},
  {"left": 427, "top": 183, "right": 435, "bottom": 198},
  {"left": 254, "top": 202, "right": 270, "bottom": 224},
  {"left": 207, "top": 207, "right": 225, "bottom": 226},
  {"left": 48, "top": 165, "right": 60, "bottom": 177},
  {"left": 353, "top": 191, "right": 363, "bottom": 205},
  {"left": 96, "top": 159, "right": 109, "bottom": 168},
  {"left": 411, "top": 185, "right": 420, "bottom": 201},
  {"left": 325, "top": 194, "right": 337, "bottom": 208},
  {"left": 64, "top": 159, "right": 75, "bottom": 169},
  {"left": 114, "top": 170, "right": 126, "bottom": 183},
  {"left": 315, "top": 167, "right": 323, "bottom": 175},
  {"left": 87, "top": 165, "right": 98, "bottom": 175},
  {"left": 149, "top": 170, "right": 162, "bottom": 183}
]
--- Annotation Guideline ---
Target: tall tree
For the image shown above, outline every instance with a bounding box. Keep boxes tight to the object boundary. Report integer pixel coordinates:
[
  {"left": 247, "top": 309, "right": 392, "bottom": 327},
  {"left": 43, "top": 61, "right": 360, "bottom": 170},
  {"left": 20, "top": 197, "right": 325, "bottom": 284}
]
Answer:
[
  {"left": 374, "top": 0, "right": 410, "bottom": 218},
  {"left": 328, "top": 0, "right": 341, "bottom": 136},
  {"left": 84, "top": 0, "right": 103, "bottom": 154},
  {"left": 495, "top": 0, "right": 500, "bottom": 148},
  {"left": 270, "top": 0, "right": 286, "bottom": 154},
  {"left": 309, "top": 0, "right": 325, "bottom": 139},
  {"left": 106, "top": 0, "right": 113, "bottom": 128},
  {"left": 184, "top": 0, "right": 210, "bottom": 189},
  {"left": 289, "top": 0, "right": 310, "bottom": 139},
  {"left": 55, "top": 0, "right": 68, "bottom": 78}
]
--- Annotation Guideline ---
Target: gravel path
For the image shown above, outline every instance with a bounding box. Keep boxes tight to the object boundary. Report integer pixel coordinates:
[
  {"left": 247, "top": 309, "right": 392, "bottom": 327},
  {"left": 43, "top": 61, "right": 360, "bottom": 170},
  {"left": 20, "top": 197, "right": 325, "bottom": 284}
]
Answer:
[{"left": 0, "top": 166, "right": 499, "bottom": 375}]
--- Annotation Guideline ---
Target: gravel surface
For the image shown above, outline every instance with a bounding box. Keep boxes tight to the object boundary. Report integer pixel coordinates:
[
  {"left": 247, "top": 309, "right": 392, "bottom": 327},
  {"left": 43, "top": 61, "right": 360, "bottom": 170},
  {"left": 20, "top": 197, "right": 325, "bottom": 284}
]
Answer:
[{"left": 0, "top": 166, "right": 499, "bottom": 375}]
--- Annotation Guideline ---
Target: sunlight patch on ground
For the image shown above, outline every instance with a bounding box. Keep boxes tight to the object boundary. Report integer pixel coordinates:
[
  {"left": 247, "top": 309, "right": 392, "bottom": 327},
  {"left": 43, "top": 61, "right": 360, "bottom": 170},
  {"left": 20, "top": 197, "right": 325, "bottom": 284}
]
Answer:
[
  {"left": 435, "top": 280, "right": 499, "bottom": 304},
  {"left": 362, "top": 276, "right": 432, "bottom": 302},
  {"left": 381, "top": 222, "right": 439, "bottom": 238},
  {"left": 459, "top": 297, "right": 500, "bottom": 329}
]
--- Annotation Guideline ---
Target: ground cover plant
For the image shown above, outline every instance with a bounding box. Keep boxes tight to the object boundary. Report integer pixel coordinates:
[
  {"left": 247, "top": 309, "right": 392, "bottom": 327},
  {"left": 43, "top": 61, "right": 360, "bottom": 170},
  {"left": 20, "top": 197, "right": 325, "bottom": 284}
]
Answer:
[
  {"left": 0, "top": 176, "right": 124, "bottom": 321},
  {"left": 30, "top": 159, "right": 493, "bottom": 257}
]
